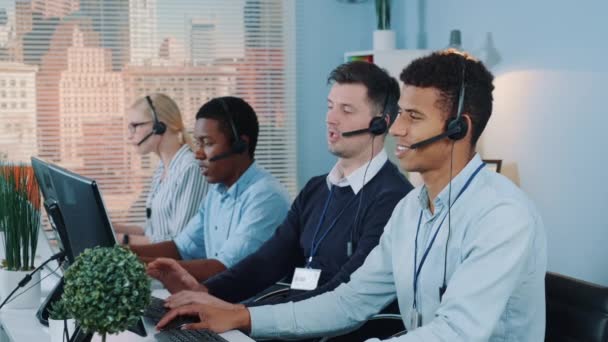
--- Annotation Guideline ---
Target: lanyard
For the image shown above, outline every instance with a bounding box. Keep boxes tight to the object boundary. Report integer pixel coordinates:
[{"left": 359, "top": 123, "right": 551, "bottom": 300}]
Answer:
[
  {"left": 307, "top": 186, "right": 359, "bottom": 267},
  {"left": 412, "top": 163, "right": 485, "bottom": 308}
]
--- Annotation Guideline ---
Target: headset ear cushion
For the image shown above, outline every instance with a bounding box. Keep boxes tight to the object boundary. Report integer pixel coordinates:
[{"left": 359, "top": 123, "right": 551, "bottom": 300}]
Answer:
[
  {"left": 369, "top": 116, "right": 387, "bottom": 136},
  {"left": 232, "top": 139, "right": 247, "bottom": 154},
  {"left": 153, "top": 121, "right": 167, "bottom": 135},
  {"left": 446, "top": 117, "right": 468, "bottom": 140}
]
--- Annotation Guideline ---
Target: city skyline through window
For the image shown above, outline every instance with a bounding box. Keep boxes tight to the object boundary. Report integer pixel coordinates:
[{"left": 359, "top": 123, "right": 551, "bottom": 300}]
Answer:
[{"left": 0, "top": 0, "right": 296, "bottom": 228}]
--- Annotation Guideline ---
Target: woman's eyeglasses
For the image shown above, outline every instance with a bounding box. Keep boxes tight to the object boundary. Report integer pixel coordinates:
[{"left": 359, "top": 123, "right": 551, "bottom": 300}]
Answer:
[{"left": 128, "top": 121, "right": 152, "bottom": 134}]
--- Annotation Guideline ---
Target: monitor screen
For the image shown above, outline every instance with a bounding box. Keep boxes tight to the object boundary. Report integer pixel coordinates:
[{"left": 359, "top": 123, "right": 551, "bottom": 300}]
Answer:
[{"left": 45, "top": 163, "right": 117, "bottom": 263}]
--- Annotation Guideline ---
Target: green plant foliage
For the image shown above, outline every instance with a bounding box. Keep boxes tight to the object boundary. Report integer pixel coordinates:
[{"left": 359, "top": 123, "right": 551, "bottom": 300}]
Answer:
[
  {"left": 63, "top": 246, "right": 151, "bottom": 338},
  {"left": 0, "top": 163, "right": 41, "bottom": 271},
  {"left": 375, "top": 0, "right": 391, "bottom": 30},
  {"left": 48, "top": 298, "right": 71, "bottom": 320}
]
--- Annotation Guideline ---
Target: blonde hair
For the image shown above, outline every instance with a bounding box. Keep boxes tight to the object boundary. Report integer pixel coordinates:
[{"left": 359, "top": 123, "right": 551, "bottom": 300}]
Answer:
[{"left": 130, "top": 93, "right": 193, "bottom": 148}]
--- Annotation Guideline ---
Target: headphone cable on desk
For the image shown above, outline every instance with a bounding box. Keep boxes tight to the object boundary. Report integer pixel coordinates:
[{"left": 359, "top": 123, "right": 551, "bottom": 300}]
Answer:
[
  {"left": 3, "top": 263, "right": 62, "bottom": 307},
  {"left": 0, "top": 251, "right": 65, "bottom": 310}
]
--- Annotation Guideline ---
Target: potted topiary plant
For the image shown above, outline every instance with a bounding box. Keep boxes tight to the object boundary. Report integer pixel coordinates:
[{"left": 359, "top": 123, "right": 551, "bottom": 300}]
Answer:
[
  {"left": 62, "top": 245, "right": 150, "bottom": 342},
  {"left": 0, "top": 163, "right": 42, "bottom": 309},
  {"left": 48, "top": 298, "right": 76, "bottom": 342},
  {"left": 373, "top": 0, "right": 395, "bottom": 50}
]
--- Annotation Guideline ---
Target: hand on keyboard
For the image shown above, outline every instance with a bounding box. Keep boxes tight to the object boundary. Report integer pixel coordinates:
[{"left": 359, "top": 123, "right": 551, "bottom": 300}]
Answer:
[
  {"left": 156, "top": 303, "right": 250, "bottom": 334},
  {"left": 146, "top": 258, "right": 204, "bottom": 294},
  {"left": 160, "top": 314, "right": 199, "bottom": 331}
]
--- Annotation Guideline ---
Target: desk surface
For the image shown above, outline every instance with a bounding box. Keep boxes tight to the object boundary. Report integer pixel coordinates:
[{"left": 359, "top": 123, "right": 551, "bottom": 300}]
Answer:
[
  {"left": 0, "top": 282, "right": 254, "bottom": 342},
  {"left": 0, "top": 308, "right": 253, "bottom": 342},
  {"left": 0, "top": 231, "right": 254, "bottom": 342}
]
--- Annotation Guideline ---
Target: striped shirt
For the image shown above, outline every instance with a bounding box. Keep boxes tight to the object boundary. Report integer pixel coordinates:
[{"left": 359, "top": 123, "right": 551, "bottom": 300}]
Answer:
[{"left": 144, "top": 144, "right": 208, "bottom": 243}]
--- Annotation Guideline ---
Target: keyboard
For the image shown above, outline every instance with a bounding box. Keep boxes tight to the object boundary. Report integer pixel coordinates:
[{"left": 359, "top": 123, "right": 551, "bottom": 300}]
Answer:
[
  {"left": 155, "top": 329, "right": 229, "bottom": 342},
  {"left": 144, "top": 296, "right": 169, "bottom": 323},
  {"left": 144, "top": 296, "right": 198, "bottom": 330}
]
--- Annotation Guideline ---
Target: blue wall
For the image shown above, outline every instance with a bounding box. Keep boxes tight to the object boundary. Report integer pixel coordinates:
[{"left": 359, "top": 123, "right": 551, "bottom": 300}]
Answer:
[
  {"left": 297, "top": 0, "right": 608, "bottom": 285},
  {"left": 295, "top": 0, "right": 405, "bottom": 187}
]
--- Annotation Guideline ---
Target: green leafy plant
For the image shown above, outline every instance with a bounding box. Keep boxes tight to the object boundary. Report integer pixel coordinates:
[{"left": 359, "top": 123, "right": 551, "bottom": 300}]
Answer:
[
  {"left": 375, "top": 0, "right": 391, "bottom": 30},
  {"left": 48, "top": 298, "right": 71, "bottom": 320},
  {"left": 62, "top": 246, "right": 151, "bottom": 342},
  {"left": 0, "top": 163, "right": 41, "bottom": 271}
]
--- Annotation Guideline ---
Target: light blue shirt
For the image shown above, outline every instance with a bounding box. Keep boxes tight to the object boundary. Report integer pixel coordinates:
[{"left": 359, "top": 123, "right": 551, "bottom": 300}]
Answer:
[
  {"left": 250, "top": 154, "right": 547, "bottom": 341},
  {"left": 174, "top": 162, "right": 290, "bottom": 268}
]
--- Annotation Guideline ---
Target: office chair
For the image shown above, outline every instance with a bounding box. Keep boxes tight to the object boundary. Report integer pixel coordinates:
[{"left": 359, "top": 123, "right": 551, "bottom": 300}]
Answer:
[{"left": 545, "top": 272, "right": 608, "bottom": 341}]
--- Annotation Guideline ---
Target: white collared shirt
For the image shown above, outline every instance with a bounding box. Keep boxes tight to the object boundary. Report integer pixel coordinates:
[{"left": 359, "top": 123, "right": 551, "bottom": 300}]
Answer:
[{"left": 326, "top": 149, "right": 388, "bottom": 195}]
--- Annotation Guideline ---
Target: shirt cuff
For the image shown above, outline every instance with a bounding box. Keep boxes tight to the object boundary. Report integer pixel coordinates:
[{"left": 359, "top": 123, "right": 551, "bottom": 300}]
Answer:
[{"left": 249, "top": 305, "right": 283, "bottom": 339}]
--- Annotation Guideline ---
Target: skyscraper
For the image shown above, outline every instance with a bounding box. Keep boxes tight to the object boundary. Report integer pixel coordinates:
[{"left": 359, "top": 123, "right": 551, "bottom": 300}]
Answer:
[
  {"left": 17, "top": 0, "right": 78, "bottom": 65},
  {"left": 37, "top": 20, "right": 124, "bottom": 169},
  {"left": 0, "top": 61, "right": 38, "bottom": 162},
  {"left": 129, "top": 0, "right": 157, "bottom": 66},
  {"left": 190, "top": 18, "right": 216, "bottom": 66}
]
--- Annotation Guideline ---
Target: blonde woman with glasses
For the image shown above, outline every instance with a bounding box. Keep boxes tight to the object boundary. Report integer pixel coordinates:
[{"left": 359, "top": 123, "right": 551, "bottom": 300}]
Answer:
[{"left": 115, "top": 93, "right": 208, "bottom": 245}]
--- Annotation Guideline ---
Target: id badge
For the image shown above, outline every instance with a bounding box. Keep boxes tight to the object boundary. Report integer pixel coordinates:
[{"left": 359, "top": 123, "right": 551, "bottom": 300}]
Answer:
[
  {"left": 409, "top": 308, "right": 422, "bottom": 330},
  {"left": 290, "top": 267, "right": 321, "bottom": 290}
]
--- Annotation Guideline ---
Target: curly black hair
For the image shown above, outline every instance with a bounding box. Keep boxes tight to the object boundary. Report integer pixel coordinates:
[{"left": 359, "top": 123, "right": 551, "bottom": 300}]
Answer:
[
  {"left": 328, "top": 61, "right": 401, "bottom": 123},
  {"left": 400, "top": 49, "right": 495, "bottom": 145},
  {"left": 196, "top": 96, "right": 259, "bottom": 159}
]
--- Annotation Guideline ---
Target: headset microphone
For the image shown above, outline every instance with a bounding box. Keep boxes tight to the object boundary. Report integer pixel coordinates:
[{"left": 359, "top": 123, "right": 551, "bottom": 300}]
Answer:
[
  {"left": 340, "top": 79, "right": 398, "bottom": 138},
  {"left": 137, "top": 95, "right": 166, "bottom": 146},
  {"left": 137, "top": 131, "right": 155, "bottom": 146},
  {"left": 406, "top": 63, "right": 468, "bottom": 150},
  {"left": 341, "top": 127, "right": 373, "bottom": 137},
  {"left": 407, "top": 123, "right": 464, "bottom": 149},
  {"left": 208, "top": 98, "right": 248, "bottom": 162},
  {"left": 208, "top": 140, "right": 247, "bottom": 162}
]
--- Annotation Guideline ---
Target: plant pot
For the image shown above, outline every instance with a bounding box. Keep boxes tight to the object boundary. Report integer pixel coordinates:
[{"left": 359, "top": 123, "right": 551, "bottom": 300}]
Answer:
[
  {"left": 0, "top": 268, "right": 41, "bottom": 309},
  {"left": 49, "top": 318, "right": 76, "bottom": 342},
  {"left": 373, "top": 30, "right": 396, "bottom": 50}
]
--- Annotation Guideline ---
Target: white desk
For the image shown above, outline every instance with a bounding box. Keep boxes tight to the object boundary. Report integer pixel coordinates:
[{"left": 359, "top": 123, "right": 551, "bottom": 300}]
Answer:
[
  {"left": 0, "top": 231, "right": 254, "bottom": 342},
  {"left": 0, "top": 278, "right": 254, "bottom": 342}
]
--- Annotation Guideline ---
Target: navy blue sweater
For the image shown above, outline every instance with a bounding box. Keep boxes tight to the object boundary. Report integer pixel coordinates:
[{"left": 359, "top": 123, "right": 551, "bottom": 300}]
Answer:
[{"left": 205, "top": 160, "right": 413, "bottom": 305}]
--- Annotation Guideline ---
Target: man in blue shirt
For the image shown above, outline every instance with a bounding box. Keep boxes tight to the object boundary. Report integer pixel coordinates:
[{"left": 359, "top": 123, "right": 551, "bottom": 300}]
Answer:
[
  {"left": 131, "top": 96, "right": 290, "bottom": 283},
  {"left": 157, "top": 50, "right": 547, "bottom": 341}
]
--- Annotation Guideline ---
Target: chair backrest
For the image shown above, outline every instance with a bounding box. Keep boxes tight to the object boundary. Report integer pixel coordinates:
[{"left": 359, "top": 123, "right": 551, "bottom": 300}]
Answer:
[{"left": 545, "top": 272, "right": 608, "bottom": 342}]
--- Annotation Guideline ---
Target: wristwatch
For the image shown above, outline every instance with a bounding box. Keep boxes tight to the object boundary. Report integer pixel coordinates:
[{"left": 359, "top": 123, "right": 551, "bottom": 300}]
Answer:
[{"left": 122, "top": 233, "right": 130, "bottom": 245}]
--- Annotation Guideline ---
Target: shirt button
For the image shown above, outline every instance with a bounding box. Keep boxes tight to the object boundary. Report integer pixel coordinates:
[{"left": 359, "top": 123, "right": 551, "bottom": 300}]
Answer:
[
  {"left": 214, "top": 226, "right": 218, "bottom": 230},
  {"left": 214, "top": 253, "right": 218, "bottom": 256}
]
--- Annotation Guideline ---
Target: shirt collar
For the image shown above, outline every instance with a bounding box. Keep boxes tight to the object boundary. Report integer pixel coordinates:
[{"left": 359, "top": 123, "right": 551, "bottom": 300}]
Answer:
[
  {"left": 326, "top": 149, "right": 388, "bottom": 195},
  {"left": 217, "top": 161, "right": 259, "bottom": 199},
  {"left": 418, "top": 153, "right": 484, "bottom": 210}
]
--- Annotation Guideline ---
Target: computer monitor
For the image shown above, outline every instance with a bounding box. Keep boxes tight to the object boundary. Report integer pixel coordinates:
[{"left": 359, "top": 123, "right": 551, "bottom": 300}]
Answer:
[
  {"left": 31, "top": 157, "right": 71, "bottom": 260},
  {"left": 44, "top": 163, "right": 117, "bottom": 263},
  {"left": 31, "top": 157, "right": 146, "bottom": 337}
]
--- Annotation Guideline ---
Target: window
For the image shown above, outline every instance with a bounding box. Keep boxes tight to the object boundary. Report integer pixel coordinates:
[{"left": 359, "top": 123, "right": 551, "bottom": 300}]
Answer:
[{"left": 0, "top": 0, "right": 296, "bottom": 228}]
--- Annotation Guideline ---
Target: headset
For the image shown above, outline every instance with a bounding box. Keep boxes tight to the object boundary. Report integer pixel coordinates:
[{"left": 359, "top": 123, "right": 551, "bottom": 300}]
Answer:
[
  {"left": 208, "top": 98, "right": 248, "bottom": 162},
  {"left": 137, "top": 96, "right": 167, "bottom": 146},
  {"left": 440, "top": 55, "right": 468, "bottom": 300},
  {"left": 408, "top": 57, "right": 468, "bottom": 149},
  {"left": 341, "top": 79, "right": 399, "bottom": 137}
]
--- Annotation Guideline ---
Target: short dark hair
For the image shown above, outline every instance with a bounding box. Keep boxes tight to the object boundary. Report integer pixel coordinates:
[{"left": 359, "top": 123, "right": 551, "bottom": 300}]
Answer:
[
  {"left": 400, "top": 50, "right": 495, "bottom": 145},
  {"left": 328, "top": 61, "right": 400, "bottom": 123},
  {"left": 195, "top": 96, "right": 259, "bottom": 158}
]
